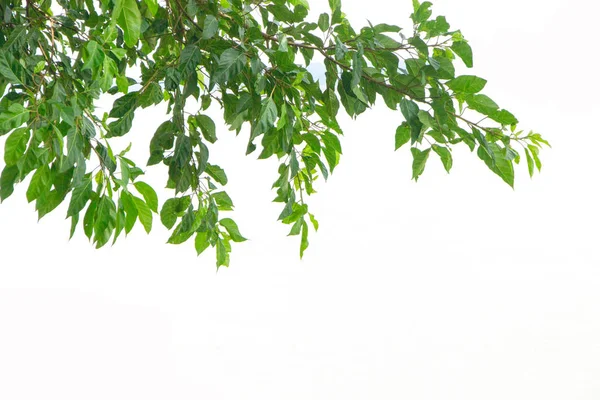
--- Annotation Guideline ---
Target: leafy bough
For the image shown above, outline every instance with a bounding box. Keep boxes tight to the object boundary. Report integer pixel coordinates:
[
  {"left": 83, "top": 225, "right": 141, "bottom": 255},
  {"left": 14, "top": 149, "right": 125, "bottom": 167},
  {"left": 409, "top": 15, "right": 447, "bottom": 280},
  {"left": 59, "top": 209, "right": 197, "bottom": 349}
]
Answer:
[{"left": 0, "top": 0, "right": 548, "bottom": 268}]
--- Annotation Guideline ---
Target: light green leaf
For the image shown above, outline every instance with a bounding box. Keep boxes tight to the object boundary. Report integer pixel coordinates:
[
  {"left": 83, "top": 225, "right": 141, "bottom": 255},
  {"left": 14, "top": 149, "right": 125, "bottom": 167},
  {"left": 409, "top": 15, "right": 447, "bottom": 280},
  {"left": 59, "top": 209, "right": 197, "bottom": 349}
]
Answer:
[
  {"left": 446, "top": 75, "right": 487, "bottom": 94},
  {"left": 115, "top": 0, "right": 141, "bottom": 47},
  {"left": 432, "top": 145, "right": 453, "bottom": 173},
  {"left": 466, "top": 94, "right": 499, "bottom": 115},
  {"left": 82, "top": 40, "right": 105, "bottom": 72},
  {"left": 411, "top": 147, "right": 431, "bottom": 181},
  {"left": 451, "top": 41, "right": 473, "bottom": 68},
  {"left": 524, "top": 148, "right": 534, "bottom": 177},
  {"left": 132, "top": 195, "right": 152, "bottom": 233},
  {"left": 26, "top": 165, "right": 51, "bottom": 203},
  {"left": 212, "top": 191, "right": 234, "bottom": 210},
  {"left": 216, "top": 238, "right": 228, "bottom": 267},
  {"left": 143, "top": 0, "right": 158, "bottom": 15},
  {"left": 413, "top": 1, "right": 433, "bottom": 23},
  {"left": 134, "top": 181, "right": 158, "bottom": 212},
  {"left": 528, "top": 144, "right": 542, "bottom": 172},
  {"left": 220, "top": 218, "right": 247, "bottom": 242},
  {"left": 195, "top": 231, "right": 210, "bottom": 255},
  {"left": 490, "top": 109, "right": 519, "bottom": 125},
  {"left": 160, "top": 196, "right": 191, "bottom": 229},
  {"left": 300, "top": 220, "right": 309, "bottom": 258}
]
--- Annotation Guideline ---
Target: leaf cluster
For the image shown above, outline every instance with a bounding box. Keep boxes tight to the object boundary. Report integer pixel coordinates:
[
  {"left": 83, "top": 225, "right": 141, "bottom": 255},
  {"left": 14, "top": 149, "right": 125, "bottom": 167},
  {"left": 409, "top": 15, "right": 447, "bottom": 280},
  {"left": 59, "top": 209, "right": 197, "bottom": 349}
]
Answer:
[{"left": 0, "top": 0, "right": 547, "bottom": 267}]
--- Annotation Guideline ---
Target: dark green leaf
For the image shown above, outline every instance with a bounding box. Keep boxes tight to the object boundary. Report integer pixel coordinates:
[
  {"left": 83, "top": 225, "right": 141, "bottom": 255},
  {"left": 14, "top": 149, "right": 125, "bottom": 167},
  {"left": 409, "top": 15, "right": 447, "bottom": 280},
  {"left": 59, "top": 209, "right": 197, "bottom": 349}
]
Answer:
[
  {"left": 203, "top": 15, "right": 219, "bottom": 39},
  {"left": 214, "top": 48, "right": 246, "bottom": 84},
  {"left": 67, "top": 174, "right": 93, "bottom": 217},
  {"left": 205, "top": 163, "right": 228, "bottom": 185}
]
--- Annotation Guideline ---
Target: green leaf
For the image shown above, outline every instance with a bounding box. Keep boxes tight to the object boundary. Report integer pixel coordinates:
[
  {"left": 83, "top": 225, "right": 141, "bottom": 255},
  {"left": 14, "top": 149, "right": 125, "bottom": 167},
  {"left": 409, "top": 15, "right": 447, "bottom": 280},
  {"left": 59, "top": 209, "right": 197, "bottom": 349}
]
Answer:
[
  {"left": 82, "top": 41, "right": 105, "bottom": 72},
  {"left": 195, "top": 231, "right": 211, "bottom": 255},
  {"left": 67, "top": 174, "right": 93, "bottom": 217},
  {"left": 212, "top": 191, "right": 234, "bottom": 210},
  {"left": 466, "top": 94, "right": 499, "bottom": 115},
  {"left": 318, "top": 13, "right": 329, "bottom": 32},
  {"left": 259, "top": 98, "right": 278, "bottom": 132},
  {"left": 309, "top": 213, "right": 319, "bottom": 231},
  {"left": 0, "top": 165, "right": 19, "bottom": 201},
  {"left": 134, "top": 181, "right": 158, "bottom": 212},
  {"left": 300, "top": 220, "right": 309, "bottom": 258},
  {"left": 0, "top": 52, "right": 28, "bottom": 84},
  {"left": 173, "top": 135, "right": 192, "bottom": 168},
  {"left": 160, "top": 196, "right": 191, "bottom": 229},
  {"left": 528, "top": 145, "right": 542, "bottom": 172},
  {"left": 0, "top": 103, "right": 29, "bottom": 131},
  {"left": 400, "top": 99, "right": 423, "bottom": 143},
  {"left": 179, "top": 44, "right": 202, "bottom": 76},
  {"left": 214, "top": 48, "right": 246, "bottom": 84},
  {"left": 115, "top": 0, "right": 141, "bottom": 47},
  {"left": 4, "top": 128, "right": 30, "bottom": 165},
  {"left": 205, "top": 164, "right": 228, "bottom": 185},
  {"left": 203, "top": 15, "right": 219, "bottom": 39},
  {"left": 132, "top": 195, "right": 152, "bottom": 233},
  {"left": 216, "top": 238, "right": 229, "bottom": 268},
  {"left": 95, "top": 143, "right": 117, "bottom": 174},
  {"left": 93, "top": 196, "right": 117, "bottom": 248},
  {"left": 328, "top": 0, "right": 341, "bottom": 12},
  {"left": 477, "top": 144, "right": 514, "bottom": 187},
  {"left": 196, "top": 115, "right": 217, "bottom": 143},
  {"left": 411, "top": 147, "right": 431, "bottom": 181},
  {"left": 83, "top": 198, "right": 98, "bottom": 240},
  {"left": 412, "top": 1, "right": 433, "bottom": 23},
  {"left": 451, "top": 41, "right": 473, "bottom": 68},
  {"left": 446, "top": 75, "right": 487, "bottom": 94},
  {"left": 220, "top": 218, "right": 247, "bottom": 242},
  {"left": 524, "top": 148, "right": 534, "bottom": 178},
  {"left": 432, "top": 145, "right": 452, "bottom": 173},
  {"left": 490, "top": 109, "right": 519, "bottom": 125},
  {"left": 143, "top": 0, "right": 158, "bottom": 15},
  {"left": 26, "top": 165, "right": 51, "bottom": 203}
]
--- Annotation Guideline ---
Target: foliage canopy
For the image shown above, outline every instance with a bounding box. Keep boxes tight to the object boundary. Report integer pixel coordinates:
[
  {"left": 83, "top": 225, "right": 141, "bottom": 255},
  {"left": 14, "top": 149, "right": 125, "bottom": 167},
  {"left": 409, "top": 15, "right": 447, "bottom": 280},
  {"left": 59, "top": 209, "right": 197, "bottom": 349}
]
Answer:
[{"left": 0, "top": 0, "right": 548, "bottom": 267}]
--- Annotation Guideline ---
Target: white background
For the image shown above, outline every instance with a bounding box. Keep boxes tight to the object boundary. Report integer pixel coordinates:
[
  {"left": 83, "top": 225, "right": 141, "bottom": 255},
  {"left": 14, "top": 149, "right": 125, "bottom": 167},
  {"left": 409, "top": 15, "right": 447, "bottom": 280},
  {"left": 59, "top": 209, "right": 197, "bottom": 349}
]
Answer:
[{"left": 1, "top": 0, "right": 599, "bottom": 399}]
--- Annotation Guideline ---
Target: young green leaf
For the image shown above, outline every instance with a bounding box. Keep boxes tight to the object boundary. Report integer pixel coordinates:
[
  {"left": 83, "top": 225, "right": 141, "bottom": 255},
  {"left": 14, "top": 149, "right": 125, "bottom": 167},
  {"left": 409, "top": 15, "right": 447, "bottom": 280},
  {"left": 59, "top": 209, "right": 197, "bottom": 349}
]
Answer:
[
  {"left": 220, "top": 218, "right": 247, "bottom": 242},
  {"left": 134, "top": 181, "right": 158, "bottom": 212},
  {"left": 411, "top": 147, "right": 431, "bottom": 181},
  {"left": 432, "top": 145, "right": 453, "bottom": 173}
]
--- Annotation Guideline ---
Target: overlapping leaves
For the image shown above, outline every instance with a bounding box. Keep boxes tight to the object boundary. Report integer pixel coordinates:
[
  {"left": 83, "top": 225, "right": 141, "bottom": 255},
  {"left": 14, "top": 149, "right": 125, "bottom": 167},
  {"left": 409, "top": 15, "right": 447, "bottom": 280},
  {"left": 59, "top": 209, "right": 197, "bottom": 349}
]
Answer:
[{"left": 0, "top": 0, "right": 546, "bottom": 268}]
